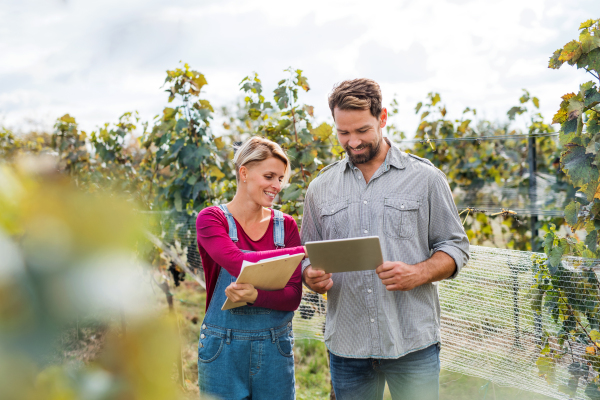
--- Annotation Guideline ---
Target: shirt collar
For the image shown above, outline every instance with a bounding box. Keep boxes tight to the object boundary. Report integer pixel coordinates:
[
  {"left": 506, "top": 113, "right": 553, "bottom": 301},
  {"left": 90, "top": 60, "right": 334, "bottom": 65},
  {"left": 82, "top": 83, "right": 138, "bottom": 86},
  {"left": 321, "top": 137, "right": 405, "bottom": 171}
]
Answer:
[{"left": 341, "top": 137, "right": 406, "bottom": 173}]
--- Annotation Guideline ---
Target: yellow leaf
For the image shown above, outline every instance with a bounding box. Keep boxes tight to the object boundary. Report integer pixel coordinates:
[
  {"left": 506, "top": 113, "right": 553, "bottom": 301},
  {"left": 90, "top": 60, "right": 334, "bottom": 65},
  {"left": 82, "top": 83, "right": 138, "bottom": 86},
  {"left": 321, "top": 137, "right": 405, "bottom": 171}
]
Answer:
[
  {"left": 594, "top": 183, "right": 600, "bottom": 200},
  {"left": 587, "top": 346, "right": 597, "bottom": 355},
  {"left": 209, "top": 166, "right": 225, "bottom": 180},
  {"left": 214, "top": 136, "right": 225, "bottom": 151},
  {"left": 311, "top": 122, "right": 333, "bottom": 141}
]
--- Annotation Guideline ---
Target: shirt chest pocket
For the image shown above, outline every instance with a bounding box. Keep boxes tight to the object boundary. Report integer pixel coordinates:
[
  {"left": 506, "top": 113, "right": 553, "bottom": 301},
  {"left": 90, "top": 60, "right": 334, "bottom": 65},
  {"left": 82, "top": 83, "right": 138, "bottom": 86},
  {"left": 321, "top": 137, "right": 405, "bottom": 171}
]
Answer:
[
  {"left": 384, "top": 198, "right": 420, "bottom": 240},
  {"left": 320, "top": 200, "right": 350, "bottom": 239}
]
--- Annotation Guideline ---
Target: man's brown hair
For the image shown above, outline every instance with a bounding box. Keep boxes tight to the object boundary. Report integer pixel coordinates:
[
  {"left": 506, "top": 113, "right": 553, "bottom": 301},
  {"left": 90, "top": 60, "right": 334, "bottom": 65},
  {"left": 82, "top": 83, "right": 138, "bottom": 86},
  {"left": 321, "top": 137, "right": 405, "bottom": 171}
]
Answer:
[{"left": 328, "top": 78, "right": 382, "bottom": 119}]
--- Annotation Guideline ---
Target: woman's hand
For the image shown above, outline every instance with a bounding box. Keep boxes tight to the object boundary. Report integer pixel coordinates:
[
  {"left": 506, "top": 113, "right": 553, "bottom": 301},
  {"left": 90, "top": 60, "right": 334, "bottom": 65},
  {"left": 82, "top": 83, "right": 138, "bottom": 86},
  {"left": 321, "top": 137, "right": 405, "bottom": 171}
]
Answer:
[{"left": 225, "top": 282, "right": 258, "bottom": 304}]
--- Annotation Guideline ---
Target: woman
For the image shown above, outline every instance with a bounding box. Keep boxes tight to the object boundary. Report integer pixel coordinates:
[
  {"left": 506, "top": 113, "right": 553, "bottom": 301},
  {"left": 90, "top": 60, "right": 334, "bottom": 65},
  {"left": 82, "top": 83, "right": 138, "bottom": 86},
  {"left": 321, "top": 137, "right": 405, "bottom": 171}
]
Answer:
[{"left": 196, "top": 136, "right": 305, "bottom": 400}]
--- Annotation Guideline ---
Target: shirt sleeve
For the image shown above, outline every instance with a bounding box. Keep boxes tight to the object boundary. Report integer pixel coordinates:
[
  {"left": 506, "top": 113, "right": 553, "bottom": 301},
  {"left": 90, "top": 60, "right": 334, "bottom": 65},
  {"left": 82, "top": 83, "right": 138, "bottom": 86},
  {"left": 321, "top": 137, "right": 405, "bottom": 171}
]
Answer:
[
  {"left": 299, "top": 183, "right": 323, "bottom": 283},
  {"left": 428, "top": 171, "right": 470, "bottom": 278},
  {"left": 196, "top": 208, "right": 305, "bottom": 279},
  {"left": 251, "top": 217, "right": 303, "bottom": 311}
]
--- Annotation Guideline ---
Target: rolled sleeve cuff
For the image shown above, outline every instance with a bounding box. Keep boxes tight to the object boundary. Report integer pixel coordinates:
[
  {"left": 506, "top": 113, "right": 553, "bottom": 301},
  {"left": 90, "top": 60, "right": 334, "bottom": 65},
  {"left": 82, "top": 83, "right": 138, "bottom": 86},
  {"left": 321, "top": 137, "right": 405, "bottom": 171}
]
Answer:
[
  {"left": 301, "top": 258, "right": 311, "bottom": 286},
  {"left": 434, "top": 246, "right": 469, "bottom": 279}
]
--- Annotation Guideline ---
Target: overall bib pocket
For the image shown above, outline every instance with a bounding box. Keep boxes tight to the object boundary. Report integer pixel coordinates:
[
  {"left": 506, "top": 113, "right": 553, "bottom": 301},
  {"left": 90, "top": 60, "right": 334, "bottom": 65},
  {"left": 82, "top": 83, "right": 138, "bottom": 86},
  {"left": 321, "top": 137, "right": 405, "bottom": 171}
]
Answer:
[
  {"left": 321, "top": 199, "right": 350, "bottom": 239},
  {"left": 384, "top": 198, "right": 420, "bottom": 239},
  {"left": 276, "top": 330, "right": 295, "bottom": 357},
  {"left": 198, "top": 333, "right": 225, "bottom": 363}
]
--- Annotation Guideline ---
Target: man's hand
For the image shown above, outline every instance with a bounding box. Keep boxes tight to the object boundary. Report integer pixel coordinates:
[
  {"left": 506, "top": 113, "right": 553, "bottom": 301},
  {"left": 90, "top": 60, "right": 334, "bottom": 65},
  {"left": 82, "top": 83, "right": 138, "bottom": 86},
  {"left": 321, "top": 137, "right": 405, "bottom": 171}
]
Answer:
[
  {"left": 225, "top": 282, "right": 258, "bottom": 303},
  {"left": 303, "top": 266, "right": 333, "bottom": 294},
  {"left": 376, "top": 261, "right": 427, "bottom": 291}
]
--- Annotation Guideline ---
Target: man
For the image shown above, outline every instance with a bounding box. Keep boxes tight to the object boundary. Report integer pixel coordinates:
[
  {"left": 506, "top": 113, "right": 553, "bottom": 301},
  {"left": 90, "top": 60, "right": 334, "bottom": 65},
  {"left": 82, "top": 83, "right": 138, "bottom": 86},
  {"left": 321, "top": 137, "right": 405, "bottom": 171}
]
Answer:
[{"left": 300, "top": 79, "right": 470, "bottom": 400}]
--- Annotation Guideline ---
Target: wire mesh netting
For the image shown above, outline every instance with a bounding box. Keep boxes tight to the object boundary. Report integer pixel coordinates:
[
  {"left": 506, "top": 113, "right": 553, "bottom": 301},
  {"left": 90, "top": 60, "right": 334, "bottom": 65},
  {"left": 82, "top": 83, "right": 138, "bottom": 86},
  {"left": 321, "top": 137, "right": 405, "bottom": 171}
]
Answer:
[{"left": 156, "top": 213, "right": 600, "bottom": 400}]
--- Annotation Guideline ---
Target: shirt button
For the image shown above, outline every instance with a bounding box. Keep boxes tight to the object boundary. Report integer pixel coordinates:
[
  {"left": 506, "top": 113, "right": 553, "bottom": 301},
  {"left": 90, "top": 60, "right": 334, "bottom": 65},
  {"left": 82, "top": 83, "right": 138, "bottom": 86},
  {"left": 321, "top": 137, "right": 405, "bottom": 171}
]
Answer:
[
  {"left": 364, "top": 230, "right": 368, "bottom": 234},
  {"left": 201, "top": 324, "right": 206, "bottom": 329},
  {"left": 200, "top": 334, "right": 205, "bottom": 339},
  {"left": 367, "top": 289, "right": 372, "bottom": 293},
  {"left": 363, "top": 200, "right": 368, "bottom": 204},
  {"left": 401, "top": 205, "right": 405, "bottom": 209},
  {"left": 370, "top": 318, "right": 375, "bottom": 323},
  {"left": 358, "top": 175, "right": 362, "bottom": 179}
]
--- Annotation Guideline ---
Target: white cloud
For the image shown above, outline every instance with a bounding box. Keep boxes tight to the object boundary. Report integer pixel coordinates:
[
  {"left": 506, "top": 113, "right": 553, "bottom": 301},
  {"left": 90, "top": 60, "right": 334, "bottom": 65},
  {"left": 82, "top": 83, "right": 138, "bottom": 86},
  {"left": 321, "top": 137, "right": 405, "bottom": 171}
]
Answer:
[{"left": 1, "top": 0, "right": 597, "bottom": 137}]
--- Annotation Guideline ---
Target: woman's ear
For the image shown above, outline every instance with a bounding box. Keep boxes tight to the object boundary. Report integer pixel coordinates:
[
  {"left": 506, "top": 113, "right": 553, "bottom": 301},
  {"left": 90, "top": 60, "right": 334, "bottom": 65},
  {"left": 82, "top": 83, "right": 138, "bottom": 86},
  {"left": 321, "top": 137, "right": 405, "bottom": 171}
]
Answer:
[{"left": 239, "top": 165, "right": 248, "bottom": 183}]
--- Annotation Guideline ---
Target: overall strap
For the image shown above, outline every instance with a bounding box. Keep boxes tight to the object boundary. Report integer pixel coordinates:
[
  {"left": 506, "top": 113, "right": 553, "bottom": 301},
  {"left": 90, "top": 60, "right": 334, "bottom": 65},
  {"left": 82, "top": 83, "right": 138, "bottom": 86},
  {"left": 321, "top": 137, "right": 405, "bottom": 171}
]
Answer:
[
  {"left": 272, "top": 209, "right": 285, "bottom": 249},
  {"left": 218, "top": 204, "right": 238, "bottom": 242}
]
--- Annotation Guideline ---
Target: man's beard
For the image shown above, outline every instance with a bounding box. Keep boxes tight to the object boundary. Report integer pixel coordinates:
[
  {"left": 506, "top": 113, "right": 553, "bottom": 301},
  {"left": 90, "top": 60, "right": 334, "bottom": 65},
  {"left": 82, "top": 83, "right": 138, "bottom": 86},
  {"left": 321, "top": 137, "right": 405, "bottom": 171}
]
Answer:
[{"left": 344, "top": 136, "right": 382, "bottom": 165}]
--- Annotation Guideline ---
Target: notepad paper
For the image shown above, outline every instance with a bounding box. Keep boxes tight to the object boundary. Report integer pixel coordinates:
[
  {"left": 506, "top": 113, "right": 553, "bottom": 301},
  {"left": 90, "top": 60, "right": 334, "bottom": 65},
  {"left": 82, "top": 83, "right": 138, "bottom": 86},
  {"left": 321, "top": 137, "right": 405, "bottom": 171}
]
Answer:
[{"left": 221, "top": 252, "right": 305, "bottom": 311}]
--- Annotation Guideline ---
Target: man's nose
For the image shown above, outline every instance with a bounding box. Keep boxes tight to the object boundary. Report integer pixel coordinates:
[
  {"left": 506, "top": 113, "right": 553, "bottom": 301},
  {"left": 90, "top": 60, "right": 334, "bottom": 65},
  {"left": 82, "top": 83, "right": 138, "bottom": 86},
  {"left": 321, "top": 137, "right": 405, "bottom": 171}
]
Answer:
[{"left": 348, "top": 136, "right": 362, "bottom": 149}]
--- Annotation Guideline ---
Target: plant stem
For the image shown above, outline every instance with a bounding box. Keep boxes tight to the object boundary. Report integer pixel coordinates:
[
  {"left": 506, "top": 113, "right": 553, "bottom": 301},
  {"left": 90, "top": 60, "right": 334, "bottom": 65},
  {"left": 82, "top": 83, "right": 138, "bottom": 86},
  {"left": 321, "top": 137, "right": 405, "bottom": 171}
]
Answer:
[
  {"left": 584, "top": 68, "right": 600, "bottom": 81},
  {"left": 563, "top": 301, "right": 600, "bottom": 350}
]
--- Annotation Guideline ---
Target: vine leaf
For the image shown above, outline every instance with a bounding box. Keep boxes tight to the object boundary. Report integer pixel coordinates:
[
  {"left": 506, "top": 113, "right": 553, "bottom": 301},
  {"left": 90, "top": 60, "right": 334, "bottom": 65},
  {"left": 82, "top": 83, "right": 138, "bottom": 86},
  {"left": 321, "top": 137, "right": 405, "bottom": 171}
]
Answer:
[
  {"left": 562, "top": 145, "right": 599, "bottom": 188},
  {"left": 564, "top": 201, "right": 580, "bottom": 226}
]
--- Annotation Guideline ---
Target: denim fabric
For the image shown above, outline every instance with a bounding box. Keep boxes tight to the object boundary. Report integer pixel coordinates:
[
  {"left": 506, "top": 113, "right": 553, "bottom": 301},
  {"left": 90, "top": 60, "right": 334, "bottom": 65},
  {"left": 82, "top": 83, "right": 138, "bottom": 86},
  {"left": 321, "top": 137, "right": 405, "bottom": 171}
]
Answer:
[
  {"left": 330, "top": 343, "right": 440, "bottom": 400},
  {"left": 198, "top": 315, "right": 295, "bottom": 400},
  {"left": 198, "top": 205, "right": 295, "bottom": 400}
]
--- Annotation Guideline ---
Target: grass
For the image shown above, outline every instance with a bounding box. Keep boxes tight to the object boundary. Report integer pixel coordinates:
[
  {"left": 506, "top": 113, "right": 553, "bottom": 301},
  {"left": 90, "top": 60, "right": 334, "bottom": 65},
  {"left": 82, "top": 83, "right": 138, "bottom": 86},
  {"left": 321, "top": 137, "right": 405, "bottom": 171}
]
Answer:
[
  {"left": 171, "top": 279, "right": 556, "bottom": 399},
  {"left": 58, "top": 276, "right": 554, "bottom": 399}
]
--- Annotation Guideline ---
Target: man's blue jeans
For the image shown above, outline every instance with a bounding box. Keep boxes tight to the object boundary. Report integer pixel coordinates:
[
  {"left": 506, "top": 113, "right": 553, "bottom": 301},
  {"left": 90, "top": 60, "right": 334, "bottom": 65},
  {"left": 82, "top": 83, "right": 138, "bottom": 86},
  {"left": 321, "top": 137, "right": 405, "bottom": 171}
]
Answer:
[{"left": 329, "top": 343, "right": 441, "bottom": 400}]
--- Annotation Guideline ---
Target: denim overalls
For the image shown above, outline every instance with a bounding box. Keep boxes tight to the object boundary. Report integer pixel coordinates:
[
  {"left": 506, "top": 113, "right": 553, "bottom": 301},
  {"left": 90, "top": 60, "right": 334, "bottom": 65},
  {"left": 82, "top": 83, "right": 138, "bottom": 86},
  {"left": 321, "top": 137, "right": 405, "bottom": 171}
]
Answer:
[{"left": 198, "top": 204, "right": 296, "bottom": 400}]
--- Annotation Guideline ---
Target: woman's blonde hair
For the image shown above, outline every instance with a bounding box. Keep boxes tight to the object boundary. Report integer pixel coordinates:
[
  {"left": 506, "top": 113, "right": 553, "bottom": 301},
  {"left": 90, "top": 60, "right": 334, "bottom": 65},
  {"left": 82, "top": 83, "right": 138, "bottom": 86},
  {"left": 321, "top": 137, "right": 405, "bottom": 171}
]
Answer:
[{"left": 233, "top": 136, "right": 291, "bottom": 186}]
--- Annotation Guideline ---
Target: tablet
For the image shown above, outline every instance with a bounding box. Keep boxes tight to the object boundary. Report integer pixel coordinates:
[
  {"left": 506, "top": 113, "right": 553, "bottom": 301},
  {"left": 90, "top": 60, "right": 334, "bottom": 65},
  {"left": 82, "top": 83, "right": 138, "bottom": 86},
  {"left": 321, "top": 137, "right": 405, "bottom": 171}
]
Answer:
[{"left": 305, "top": 236, "right": 384, "bottom": 273}]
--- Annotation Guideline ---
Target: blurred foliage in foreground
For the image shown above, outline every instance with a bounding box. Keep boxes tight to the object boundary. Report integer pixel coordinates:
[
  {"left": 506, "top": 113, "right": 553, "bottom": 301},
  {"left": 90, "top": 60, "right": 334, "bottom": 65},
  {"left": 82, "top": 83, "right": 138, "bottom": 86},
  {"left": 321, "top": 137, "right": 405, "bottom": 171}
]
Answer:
[{"left": 0, "top": 157, "right": 193, "bottom": 400}]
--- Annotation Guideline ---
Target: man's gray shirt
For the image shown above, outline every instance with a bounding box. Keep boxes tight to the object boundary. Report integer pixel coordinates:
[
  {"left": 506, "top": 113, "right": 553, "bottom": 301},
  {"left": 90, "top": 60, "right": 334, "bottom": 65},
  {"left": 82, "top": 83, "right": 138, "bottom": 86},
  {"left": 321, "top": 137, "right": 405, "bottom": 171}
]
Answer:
[{"left": 300, "top": 142, "right": 470, "bottom": 359}]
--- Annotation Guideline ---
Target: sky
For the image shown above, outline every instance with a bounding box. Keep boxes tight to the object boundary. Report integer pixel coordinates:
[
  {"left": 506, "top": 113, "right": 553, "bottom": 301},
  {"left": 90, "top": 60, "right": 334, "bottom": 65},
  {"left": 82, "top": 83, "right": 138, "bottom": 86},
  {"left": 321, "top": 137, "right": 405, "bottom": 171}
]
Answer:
[{"left": 1, "top": 0, "right": 599, "bottom": 137}]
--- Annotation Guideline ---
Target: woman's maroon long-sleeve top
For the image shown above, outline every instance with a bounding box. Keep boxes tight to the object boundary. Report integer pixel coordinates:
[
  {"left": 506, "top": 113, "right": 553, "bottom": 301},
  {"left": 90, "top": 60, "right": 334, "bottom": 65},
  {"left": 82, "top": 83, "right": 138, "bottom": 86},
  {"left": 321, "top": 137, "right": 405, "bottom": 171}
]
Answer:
[{"left": 196, "top": 206, "right": 305, "bottom": 311}]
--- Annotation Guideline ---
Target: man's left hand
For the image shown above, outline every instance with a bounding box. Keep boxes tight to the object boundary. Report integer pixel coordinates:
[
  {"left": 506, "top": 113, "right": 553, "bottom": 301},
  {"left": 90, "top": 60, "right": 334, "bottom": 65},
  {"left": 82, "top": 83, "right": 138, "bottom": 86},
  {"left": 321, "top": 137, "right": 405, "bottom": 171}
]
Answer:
[{"left": 375, "top": 261, "right": 426, "bottom": 291}]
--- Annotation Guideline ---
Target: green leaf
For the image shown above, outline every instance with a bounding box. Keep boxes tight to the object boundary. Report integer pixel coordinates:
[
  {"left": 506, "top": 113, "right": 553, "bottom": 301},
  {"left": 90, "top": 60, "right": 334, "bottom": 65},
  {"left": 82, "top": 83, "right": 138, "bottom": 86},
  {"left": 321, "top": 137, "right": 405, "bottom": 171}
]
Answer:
[
  {"left": 248, "top": 108, "right": 262, "bottom": 120},
  {"left": 549, "top": 246, "right": 564, "bottom": 269},
  {"left": 281, "top": 185, "right": 302, "bottom": 201},
  {"left": 585, "top": 381, "right": 600, "bottom": 400},
  {"left": 562, "top": 145, "right": 599, "bottom": 188},
  {"left": 585, "top": 229, "right": 598, "bottom": 252},
  {"left": 584, "top": 86, "right": 600, "bottom": 108},
  {"left": 532, "top": 97, "right": 540, "bottom": 108},
  {"left": 181, "top": 145, "right": 202, "bottom": 169},
  {"left": 565, "top": 201, "right": 581, "bottom": 225},
  {"left": 415, "top": 102, "right": 423, "bottom": 114},
  {"left": 163, "top": 107, "right": 177, "bottom": 121},
  {"left": 581, "top": 31, "right": 600, "bottom": 53},
  {"left": 174, "top": 191, "right": 182, "bottom": 212},
  {"left": 587, "top": 48, "right": 600, "bottom": 72},
  {"left": 543, "top": 231, "right": 555, "bottom": 253},
  {"left": 507, "top": 106, "right": 526, "bottom": 120},
  {"left": 549, "top": 48, "right": 564, "bottom": 69}
]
